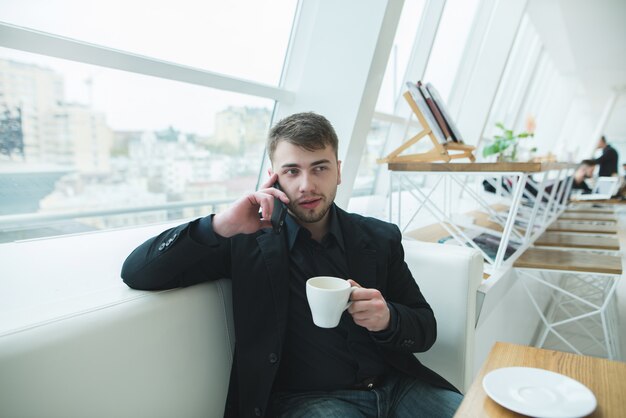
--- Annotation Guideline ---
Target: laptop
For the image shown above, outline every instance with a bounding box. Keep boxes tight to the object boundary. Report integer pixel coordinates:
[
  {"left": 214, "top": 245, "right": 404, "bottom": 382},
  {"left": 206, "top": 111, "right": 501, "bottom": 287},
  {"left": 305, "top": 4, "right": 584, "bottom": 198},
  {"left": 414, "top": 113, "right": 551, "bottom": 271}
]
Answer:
[{"left": 572, "top": 177, "right": 620, "bottom": 201}]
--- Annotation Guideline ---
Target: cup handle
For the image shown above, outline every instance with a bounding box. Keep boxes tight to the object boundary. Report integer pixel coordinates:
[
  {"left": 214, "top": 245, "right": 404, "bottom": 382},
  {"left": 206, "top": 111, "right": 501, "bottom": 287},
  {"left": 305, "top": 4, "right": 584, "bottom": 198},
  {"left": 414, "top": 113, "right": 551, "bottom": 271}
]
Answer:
[{"left": 344, "top": 286, "right": 356, "bottom": 310}]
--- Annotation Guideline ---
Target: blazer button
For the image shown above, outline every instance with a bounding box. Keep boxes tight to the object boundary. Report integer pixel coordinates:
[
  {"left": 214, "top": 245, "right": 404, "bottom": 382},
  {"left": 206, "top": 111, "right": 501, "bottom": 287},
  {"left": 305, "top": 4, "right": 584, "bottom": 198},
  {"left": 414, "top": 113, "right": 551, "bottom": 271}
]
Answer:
[
  {"left": 269, "top": 353, "right": 278, "bottom": 364},
  {"left": 254, "top": 407, "right": 262, "bottom": 416}
]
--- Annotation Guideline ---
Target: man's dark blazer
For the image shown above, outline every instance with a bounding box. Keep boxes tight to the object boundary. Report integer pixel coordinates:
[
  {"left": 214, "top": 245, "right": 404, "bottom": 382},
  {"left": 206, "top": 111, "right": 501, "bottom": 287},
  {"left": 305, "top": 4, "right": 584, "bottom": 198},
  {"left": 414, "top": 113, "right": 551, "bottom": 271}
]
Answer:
[{"left": 121, "top": 206, "right": 457, "bottom": 418}]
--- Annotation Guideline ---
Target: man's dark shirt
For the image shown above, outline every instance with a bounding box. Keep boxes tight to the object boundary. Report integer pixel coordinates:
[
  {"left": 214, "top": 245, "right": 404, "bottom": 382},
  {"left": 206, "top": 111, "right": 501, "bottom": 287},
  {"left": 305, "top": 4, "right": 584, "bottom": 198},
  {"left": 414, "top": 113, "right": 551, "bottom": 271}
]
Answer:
[
  {"left": 593, "top": 144, "right": 619, "bottom": 177},
  {"left": 273, "top": 205, "right": 395, "bottom": 392}
]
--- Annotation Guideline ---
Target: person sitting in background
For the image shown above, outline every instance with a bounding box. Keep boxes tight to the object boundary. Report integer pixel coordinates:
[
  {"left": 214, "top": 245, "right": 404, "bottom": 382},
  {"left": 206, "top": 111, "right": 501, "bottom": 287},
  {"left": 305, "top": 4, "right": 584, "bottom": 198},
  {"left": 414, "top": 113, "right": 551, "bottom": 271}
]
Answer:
[
  {"left": 571, "top": 160, "right": 594, "bottom": 194},
  {"left": 536, "top": 160, "right": 594, "bottom": 203},
  {"left": 590, "top": 135, "right": 618, "bottom": 177}
]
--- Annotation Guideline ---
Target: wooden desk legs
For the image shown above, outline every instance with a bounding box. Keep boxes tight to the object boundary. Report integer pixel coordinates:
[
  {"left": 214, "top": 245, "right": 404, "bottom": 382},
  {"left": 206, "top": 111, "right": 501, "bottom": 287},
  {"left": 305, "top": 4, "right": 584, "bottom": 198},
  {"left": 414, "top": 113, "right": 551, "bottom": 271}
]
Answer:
[{"left": 518, "top": 268, "right": 621, "bottom": 360}]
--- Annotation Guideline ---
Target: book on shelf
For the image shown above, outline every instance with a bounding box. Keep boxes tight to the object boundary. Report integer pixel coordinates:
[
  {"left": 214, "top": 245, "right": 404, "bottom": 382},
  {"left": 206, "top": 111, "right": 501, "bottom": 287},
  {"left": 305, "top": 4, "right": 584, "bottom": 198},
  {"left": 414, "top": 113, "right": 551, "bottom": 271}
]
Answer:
[
  {"left": 406, "top": 81, "right": 447, "bottom": 144},
  {"left": 418, "top": 81, "right": 453, "bottom": 142},
  {"left": 425, "top": 82, "right": 464, "bottom": 144}
]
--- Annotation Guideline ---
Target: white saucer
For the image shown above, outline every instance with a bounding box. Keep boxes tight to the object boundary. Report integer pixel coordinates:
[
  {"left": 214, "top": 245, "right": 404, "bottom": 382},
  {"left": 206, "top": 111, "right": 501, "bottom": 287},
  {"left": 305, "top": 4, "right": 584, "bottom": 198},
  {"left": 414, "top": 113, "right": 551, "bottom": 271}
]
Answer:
[{"left": 482, "top": 367, "right": 596, "bottom": 418}]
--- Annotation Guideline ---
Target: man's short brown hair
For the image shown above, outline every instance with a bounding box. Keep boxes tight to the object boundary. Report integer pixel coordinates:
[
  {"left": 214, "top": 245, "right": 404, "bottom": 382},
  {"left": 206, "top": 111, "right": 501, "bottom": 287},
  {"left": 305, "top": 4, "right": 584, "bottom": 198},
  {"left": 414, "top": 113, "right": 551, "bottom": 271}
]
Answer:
[{"left": 267, "top": 112, "right": 339, "bottom": 163}]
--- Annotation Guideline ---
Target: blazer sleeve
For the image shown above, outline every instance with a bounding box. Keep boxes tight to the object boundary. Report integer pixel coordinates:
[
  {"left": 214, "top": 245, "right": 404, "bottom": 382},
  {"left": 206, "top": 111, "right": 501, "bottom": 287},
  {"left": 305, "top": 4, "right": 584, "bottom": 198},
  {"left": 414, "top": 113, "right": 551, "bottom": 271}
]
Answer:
[
  {"left": 121, "top": 215, "right": 232, "bottom": 290},
  {"left": 371, "top": 225, "right": 437, "bottom": 354}
]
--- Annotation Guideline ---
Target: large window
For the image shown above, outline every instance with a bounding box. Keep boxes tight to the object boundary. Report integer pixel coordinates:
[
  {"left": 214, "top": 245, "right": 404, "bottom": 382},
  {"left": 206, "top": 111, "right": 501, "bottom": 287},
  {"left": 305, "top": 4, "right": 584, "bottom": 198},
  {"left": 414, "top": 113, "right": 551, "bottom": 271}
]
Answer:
[
  {"left": 481, "top": 15, "right": 542, "bottom": 160},
  {"left": 374, "top": 0, "right": 427, "bottom": 114},
  {"left": 422, "top": 0, "right": 480, "bottom": 103},
  {"left": 0, "top": 2, "right": 297, "bottom": 242},
  {"left": 354, "top": 0, "right": 426, "bottom": 195},
  {"left": 354, "top": 0, "right": 480, "bottom": 196},
  {"left": 0, "top": 48, "right": 275, "bottom": 242},
  {"left": 0, "top": 0, "right": 297, "bottom": 85}
]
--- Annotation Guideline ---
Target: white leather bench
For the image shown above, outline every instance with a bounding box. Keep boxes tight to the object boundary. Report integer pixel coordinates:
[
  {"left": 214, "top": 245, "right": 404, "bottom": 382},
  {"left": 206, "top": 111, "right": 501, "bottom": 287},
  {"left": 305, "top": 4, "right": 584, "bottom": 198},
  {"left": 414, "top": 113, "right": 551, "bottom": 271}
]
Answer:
[{"left": 0, "top": 224, "right": 481, "bottom": 417}]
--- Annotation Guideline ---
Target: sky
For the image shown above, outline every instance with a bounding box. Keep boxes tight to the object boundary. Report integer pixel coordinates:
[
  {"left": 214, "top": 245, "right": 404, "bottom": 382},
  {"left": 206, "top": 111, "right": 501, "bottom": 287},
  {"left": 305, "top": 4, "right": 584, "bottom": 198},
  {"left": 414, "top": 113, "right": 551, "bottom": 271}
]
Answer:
[{"left": 0, "top": 0, "right": 297, "bottom": 135}]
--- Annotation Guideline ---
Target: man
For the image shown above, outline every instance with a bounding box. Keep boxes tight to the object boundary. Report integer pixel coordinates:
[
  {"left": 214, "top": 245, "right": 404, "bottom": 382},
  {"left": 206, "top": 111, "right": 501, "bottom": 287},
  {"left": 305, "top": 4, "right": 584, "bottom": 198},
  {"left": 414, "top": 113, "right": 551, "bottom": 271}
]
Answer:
[
  {"left": 121, "top": 112, "right": 462, "bottom": 418},
  {"left": 591, "top": 135, "right": 619, "bottom": 177}
]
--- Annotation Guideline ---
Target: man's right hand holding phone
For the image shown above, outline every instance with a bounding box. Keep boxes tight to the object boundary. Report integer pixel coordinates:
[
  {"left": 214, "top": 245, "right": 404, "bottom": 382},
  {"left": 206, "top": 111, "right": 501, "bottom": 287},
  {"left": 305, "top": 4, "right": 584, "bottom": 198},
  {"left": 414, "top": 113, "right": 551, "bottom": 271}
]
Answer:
[{"left": 212, "top": 173, "right": 289, "bottom": 238}]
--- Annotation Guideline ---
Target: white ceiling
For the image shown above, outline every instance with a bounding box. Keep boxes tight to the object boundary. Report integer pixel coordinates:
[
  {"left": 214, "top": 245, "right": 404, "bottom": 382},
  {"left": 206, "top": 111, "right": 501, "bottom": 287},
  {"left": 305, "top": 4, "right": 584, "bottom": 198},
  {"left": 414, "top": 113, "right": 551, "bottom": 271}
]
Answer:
[{"left": 528, "top": 0, "right": 626, "bottom": 140}]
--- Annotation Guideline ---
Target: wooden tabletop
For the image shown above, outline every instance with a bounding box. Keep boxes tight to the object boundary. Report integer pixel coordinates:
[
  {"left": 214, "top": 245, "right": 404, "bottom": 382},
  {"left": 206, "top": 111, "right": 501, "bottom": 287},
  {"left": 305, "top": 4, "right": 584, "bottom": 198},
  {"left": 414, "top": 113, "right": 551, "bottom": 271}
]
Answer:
[
  {"left": 534, "top": 233, "right": 620, "bottom": 251},
  {"left": 570, "top": 198, "right": 626, "bottom": 205},
  {"left": 558, "top": 213, "right": 617, "bottom": 223},
  {"left": 514, "top": 248, "right": 622, "bottom": 275},
  {"left": 547, "top": 221, "right": 618, "bottom": 234},
  {"left": 404, "top": 223, "right": 451, "bottom": 243},
  {"left": 566, "top": 208, "right": 615, "bottom": 215},
  {"left": 388, "top": 162, "right": 576, "bottom": 173},
  {"left": 468, "top": 211, "right": 527, "bottom": 235},
  {"left": 455, "top": 342, "right": 626, "bottom": 417},
  {"left": 403, "top": 212, "right": 525, "bottom": 243}
]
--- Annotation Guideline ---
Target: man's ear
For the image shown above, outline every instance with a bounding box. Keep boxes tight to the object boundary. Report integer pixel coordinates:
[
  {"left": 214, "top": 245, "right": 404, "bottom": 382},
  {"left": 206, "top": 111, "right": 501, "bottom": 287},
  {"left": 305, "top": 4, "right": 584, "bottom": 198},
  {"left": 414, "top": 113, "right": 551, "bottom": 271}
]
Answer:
[{"left": 337, "top": 160, "right": 342, "bottom": 185}]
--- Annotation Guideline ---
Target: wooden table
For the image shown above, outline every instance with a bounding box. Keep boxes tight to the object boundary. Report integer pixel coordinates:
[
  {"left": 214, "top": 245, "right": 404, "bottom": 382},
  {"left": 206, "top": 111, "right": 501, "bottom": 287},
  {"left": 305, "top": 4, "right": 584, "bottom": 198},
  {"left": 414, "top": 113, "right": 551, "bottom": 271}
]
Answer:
[
  {"left": 558, "top": 213, "right": 617, "bottom": 223},
  {"left": 566, "top": 207, "right": 615, "bottom": 214},
  {"left": 455, "top": 342, "right": 626, "bottom": 417},
  {"left": 547, "top": 221, "right": 618, "bottom": 235},
  {"left": 534, "top": 233, "right": 620, "bottom": 251},
  {"left": 514, "top": 247, "right": 622, "bottom": 275},
  {"left": 389, "top": 162, "right": 574, "bottom": 173},
  {"left": 570, "top": 198, "right": 626, "bottom": 205}
]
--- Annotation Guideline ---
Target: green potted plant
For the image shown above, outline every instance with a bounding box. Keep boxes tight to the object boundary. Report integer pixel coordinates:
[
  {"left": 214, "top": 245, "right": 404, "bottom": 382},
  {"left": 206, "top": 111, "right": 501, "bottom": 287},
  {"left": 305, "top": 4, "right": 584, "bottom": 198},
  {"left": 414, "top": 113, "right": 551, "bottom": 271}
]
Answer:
[{"left": 482, "top": 122, "right": 535, "bottom": 162}]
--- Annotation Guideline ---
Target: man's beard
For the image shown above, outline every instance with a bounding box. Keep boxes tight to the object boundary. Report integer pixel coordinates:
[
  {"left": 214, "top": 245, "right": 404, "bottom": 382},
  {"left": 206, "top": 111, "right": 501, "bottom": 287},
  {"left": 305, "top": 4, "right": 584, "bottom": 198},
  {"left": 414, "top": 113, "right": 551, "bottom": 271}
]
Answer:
[{"left": 288, "top": 191, "right": 335, "bottom": 224}]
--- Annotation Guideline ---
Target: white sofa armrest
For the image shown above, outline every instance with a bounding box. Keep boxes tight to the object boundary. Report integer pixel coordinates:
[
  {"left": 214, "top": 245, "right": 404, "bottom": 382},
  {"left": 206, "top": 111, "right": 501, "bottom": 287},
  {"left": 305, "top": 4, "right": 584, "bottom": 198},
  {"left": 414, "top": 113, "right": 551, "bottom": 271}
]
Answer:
[
  {"left": 402, "top": 239, "right": 483, "bottom": 393},
  {"left": 0, "top": 226, "right": 235, "bottom": 418}
]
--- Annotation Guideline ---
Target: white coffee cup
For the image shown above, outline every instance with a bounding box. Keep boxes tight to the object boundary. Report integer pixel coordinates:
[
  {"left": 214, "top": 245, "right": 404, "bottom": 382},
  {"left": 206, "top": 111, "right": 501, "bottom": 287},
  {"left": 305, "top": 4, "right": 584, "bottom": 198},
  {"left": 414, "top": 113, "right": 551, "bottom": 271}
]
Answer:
[{"left": 306, "top": 276, "right": 355, "bottom": 328}]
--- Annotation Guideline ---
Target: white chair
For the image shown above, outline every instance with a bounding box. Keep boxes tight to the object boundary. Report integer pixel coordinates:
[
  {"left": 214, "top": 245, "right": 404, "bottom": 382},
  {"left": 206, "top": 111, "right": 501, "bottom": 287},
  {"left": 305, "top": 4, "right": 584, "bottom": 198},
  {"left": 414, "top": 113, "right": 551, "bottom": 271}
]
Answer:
[{"left": 402, "top": 239, "right": 483, "bottom": 393}]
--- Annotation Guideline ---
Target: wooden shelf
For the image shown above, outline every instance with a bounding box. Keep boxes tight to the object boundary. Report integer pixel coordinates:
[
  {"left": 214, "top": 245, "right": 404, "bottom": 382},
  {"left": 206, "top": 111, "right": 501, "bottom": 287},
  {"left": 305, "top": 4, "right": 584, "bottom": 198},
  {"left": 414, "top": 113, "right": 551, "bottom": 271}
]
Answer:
[
  {"left": 514, "top": 248, "right": 622, "bottom": 275},
  {"left": 389, "top": 161, "right": 576, "bottom": 173},
  {"left": 566, "top": 207, "right": 615, "bottom": 214},
  {"left": 404, "top": 210, "right": 524, "bottom": 241},
  {"left": 547, "top": 221, "right": 618, "bottom": 234},
  {"left": 534, "top": 232, "right": 620, "bottom": 251},
  {"left": 404, "top": 223, "right": 451, "bottom": 243},
  {"left": 558, "top": 213, "right": 617, "bottom": 223},
  {"left": 466, "top": 210, "right": 526, "bottom": 234},
  {"left": 570, "top": 198, "right": 626, "bottom": 204}
]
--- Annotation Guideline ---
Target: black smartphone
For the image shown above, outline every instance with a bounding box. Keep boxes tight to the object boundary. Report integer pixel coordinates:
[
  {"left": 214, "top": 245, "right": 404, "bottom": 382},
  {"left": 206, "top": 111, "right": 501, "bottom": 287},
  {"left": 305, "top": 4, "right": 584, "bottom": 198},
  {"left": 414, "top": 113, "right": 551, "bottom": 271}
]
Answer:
[{"left": 271, "top": 181, "right": 288, "bottom": 234}]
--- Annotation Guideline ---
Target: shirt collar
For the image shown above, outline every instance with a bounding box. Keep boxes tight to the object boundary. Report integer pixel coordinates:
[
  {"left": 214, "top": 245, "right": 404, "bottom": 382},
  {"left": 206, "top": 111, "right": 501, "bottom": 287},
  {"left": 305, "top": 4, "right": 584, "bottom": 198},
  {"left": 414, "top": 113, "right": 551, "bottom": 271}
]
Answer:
[{"left": 285, "top": 203, "right": 345, "bottom": 251}]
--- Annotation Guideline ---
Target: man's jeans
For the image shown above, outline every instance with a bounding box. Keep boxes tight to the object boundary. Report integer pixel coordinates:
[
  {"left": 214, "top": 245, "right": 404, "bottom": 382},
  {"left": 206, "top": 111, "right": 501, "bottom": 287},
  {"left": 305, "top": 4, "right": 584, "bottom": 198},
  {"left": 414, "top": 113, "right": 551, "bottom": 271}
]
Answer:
[{"left": 270, "top": 373, "right": 463, "bottom": 418}]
